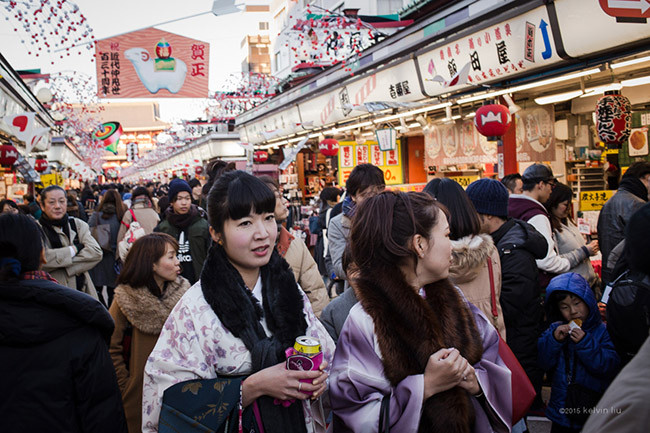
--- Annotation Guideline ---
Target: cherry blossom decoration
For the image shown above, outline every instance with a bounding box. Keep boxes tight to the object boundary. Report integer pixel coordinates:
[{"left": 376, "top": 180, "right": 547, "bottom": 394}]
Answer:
[{"left": 1, "top": 0, "right": 96, "bottom": 64}]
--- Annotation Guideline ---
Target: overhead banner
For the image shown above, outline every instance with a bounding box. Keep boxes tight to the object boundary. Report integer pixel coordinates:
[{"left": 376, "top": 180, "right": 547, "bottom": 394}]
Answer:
[
  {"left": 338, "top": 140, "right": 403, "bottom": 186},
  {"left": 95, "top": 28, "right": 209, "bottom": 98}
]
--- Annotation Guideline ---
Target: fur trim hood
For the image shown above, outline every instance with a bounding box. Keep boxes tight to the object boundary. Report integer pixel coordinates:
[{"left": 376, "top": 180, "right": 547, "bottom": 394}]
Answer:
[
  {"left": 114, "top": 276, "right": 190, "bottom": 334},
  {"left": 449, "top": 233, "right": 496, "bottom": 284}
]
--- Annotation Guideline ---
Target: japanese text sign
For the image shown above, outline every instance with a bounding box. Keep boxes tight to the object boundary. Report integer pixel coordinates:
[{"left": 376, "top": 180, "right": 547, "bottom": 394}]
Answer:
[
  {"left": 95, "top": 28, "right": 209, "bottom": 98},
  {"left": 338, "top": 140, "right": 403, "bottom": 186},
  {"left": 580, "top": 190, "right": 614, "bottom": 211}
]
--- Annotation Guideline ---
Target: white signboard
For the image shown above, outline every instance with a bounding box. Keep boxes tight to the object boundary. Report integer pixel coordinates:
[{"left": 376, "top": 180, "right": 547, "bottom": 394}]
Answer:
[{"left": 417, "top": 5, "right": 562, "bottom": 98}]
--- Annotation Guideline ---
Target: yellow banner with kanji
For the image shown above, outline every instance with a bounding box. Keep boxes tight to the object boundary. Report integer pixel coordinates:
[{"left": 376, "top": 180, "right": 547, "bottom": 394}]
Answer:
[
  {"left": 337, "top": 140, "right": 403, "bottom": 186},
  {"left": 40, "top": 173, "right": 64, "bottom": 187},
  {"left": 579, "top": 190, "right": 614, "bottom": 211}
]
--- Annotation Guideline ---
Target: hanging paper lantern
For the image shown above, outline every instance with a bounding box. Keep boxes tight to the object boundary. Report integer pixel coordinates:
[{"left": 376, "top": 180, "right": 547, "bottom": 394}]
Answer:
[
  {"left": 92, "top": 121, "right": 123, "bottom": 155},
  {"left": 35, "top": 159, "right": 48, "bottom": 172},
  {"left": 596, "top": 90, "right": 631, "bottom": 149},
  {"left": 319, "top": 138, "right": 339, "bottom": 156},
  {"left": 474, "top": 102, "right": 511, "bottom": 141},
  {"left": 254, "top": 150, "right": 269, "bottom": 163},
  {"left": 0, "top": 144, "right": 19, "bottom": 167},
  {"left": 195, "top": 166, "right": 204, "bottom": 175}
]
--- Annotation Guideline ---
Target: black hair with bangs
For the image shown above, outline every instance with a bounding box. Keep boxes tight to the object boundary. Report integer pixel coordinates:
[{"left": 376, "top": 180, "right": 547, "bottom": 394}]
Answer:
[{"left": 207, "top": 170, "right": 276, "bottom": 233}]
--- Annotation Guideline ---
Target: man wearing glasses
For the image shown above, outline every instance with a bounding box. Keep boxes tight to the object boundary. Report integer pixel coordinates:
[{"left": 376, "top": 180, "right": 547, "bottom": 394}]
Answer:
[{"left": 509, "top": 163, "right": 571, "bottom": 290}]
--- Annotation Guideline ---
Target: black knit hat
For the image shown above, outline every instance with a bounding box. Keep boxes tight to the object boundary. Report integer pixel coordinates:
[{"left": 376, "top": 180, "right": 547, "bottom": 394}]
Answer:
[
  {"left": 466, "top": 178, "right": 509, "bottom": 218},
  {"left": 168, "top": 178, "right": 192, "bottom": 202}
]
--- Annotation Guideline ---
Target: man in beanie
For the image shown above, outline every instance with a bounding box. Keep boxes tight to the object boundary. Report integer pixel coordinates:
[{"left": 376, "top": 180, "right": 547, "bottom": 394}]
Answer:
[
  {"left": 597, "top": 161, "right": 650, "bottom": 285},
  {"left": 509, "top": 164, "right": 571, "bottom": 288},
  {"left": 467, "top": 178, "right": 548, "bottom": 410},
  {"left": 155, "top": 178, "right": 210, "bottom": 284}
]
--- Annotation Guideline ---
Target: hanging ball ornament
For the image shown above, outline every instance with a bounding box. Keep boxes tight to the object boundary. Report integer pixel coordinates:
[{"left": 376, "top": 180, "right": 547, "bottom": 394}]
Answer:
[{"left": 474, "top": 101, "right": 512, "bottom": 141}]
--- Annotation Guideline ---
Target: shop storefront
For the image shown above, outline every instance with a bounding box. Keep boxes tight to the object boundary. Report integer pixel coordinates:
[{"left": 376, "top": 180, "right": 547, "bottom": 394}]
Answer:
[
  {"left": 0, "top": 53, "right": 56, "bottom": 201},
  {"left": 236, "top": 0, "right": 650, "bottom": 214}
]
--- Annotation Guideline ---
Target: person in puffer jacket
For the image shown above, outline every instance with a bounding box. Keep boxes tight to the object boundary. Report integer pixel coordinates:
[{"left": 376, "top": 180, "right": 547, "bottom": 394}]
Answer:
[{"left": 538, "top": 273, "right": 620, "bottom": 432}]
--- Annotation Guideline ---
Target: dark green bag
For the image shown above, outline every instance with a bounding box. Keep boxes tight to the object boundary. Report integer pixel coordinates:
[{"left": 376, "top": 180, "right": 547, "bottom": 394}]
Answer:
[{"left": 159, "top": 377, "right": 261, "bottom": 433}]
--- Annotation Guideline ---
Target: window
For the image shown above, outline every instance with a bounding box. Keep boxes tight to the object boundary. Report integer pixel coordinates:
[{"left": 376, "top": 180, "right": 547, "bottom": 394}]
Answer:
[{"left": 259, "top": 22, "right": 269, "bottom": 30}]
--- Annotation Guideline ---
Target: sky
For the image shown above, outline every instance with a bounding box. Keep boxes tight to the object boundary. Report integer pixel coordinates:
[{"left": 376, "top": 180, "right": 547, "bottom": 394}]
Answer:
[{"left": 0, "top": 0, "right": 256, "bottom": 122}]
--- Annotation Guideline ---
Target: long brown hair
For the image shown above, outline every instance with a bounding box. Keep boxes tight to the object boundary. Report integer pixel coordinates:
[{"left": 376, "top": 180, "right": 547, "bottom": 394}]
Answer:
[
  {"left": 349, "top": 191, "right": 448, "bottom": 278},
  {"left": 97, "top": 189, "right": 126, "bottom": 221},
  {"left": 116, "top": 233, "right": 178, "bottom": 296}
]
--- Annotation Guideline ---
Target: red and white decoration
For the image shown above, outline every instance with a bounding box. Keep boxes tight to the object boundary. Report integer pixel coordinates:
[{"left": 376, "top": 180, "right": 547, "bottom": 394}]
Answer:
[
  {"left": 319, "top": 138, "right": 339, "bottom": 156},
  {"left": 0, "top": 144, "right": 19, "bottom": 167},
  {"left": 474, "top": 102, "right": 511, "bottom": 141},
  {"left": 253, "top": 150, "right": 269, "bottom": 163},
  {"left": 596, "top": 90, "right": 631, "bottom": 149},
  {"left": 34, "top": 159, "right": 49, "bottom": 172}
]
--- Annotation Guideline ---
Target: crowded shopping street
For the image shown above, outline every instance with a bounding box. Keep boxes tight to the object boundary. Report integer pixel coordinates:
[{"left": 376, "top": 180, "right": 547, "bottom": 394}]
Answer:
[{"left": 1, "top": 0, "right": 650, "bottom": 432}]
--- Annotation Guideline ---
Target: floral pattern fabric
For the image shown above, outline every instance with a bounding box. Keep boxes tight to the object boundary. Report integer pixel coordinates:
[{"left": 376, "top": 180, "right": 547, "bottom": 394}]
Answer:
[{"left": 142, "top": 278, "right": 335, "bottom": 433}]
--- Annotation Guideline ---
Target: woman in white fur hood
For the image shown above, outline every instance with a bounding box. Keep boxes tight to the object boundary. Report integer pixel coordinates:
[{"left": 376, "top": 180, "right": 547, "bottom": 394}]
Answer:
[{"left": 424, "top": 179, "right": 507, "bottom": 339}]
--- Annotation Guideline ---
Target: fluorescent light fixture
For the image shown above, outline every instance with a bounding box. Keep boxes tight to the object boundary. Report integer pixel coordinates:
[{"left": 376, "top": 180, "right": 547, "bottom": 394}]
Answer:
[
  {"left": 535, "top": 90, "right": 584, "bottom": 105},
  {"left": 610, "top": 55, "right": 650, "bottom": 69},
  {"left": 308, "top": 133, "right": 320, "bottom": 138},
  {"left": 287, "top": 136, "right": 304, "bottom": 143},
  {"left": 373, "top": 102, "right": 452, "bottom": 123},
  {"left": 324, "top": 121, "right": 373, "bottom": 134},
  {"left": 407, "top": 122, "right": 421, "bottom": 128},
  {"left": 361, "top": 132, "right": 375, "bottom": 137},
  {"left": 464, "top": 112, "right": 476, "bottom": 118},
  {"left": 621, "top": 75, "right": 650, "bottom": 87},
  {"left": 457, "top": 68, "right": 602, "bottom": 104},
  {"left": 579, "top": 83, "right": 623, "bottom": 98}
]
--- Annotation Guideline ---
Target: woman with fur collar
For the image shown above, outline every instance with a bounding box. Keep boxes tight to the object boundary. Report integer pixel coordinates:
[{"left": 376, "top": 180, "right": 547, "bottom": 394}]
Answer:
[
  {"left": 425, "top": 178, "right": 506, "bottom": 339},
  {"left": 108, "top": 233, "right": 190, "bottom": 433},
  {"left": 143, "top": 171, "right": 335, "bottom": 433},
  {"left": 329, "top": 191, "right": 511, "bottom": 433}
]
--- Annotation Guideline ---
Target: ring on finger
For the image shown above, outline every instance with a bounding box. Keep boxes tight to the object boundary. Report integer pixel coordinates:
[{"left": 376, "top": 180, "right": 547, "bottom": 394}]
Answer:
[
  {"left": 463, "top": 376, "right": 467, "bottom": 381},
  {"left": 298, "top": 382, "right": 302, "bottom": 392}
]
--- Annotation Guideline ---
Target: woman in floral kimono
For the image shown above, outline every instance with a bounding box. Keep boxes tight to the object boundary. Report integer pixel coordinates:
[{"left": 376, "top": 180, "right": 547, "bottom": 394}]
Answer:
[
  {"left": 143, "top": 171, "right": 335, "bottom": 433},
  {"left": 329, "top": 191, "right": 512, "bottom": 433}
]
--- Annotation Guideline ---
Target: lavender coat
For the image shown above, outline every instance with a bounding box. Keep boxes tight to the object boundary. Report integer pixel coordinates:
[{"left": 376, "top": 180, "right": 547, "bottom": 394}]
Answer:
[{"left": 329, "top": 299, "right": 512, "bottom": 433}]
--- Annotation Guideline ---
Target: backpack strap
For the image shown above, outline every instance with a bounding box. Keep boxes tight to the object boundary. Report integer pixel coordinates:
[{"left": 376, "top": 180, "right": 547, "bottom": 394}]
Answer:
[{"left": 68, "top": 216, "right": 78, "bottom": 239}]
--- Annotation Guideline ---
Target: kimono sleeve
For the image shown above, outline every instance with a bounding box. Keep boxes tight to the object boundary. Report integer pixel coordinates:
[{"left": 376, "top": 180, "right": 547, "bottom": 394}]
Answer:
[
  {"left": 142, "top": 292, "right": 217, "bottom": 433},
  {"left": 329, "top": 304, "right": 424, "bottom": 433}
]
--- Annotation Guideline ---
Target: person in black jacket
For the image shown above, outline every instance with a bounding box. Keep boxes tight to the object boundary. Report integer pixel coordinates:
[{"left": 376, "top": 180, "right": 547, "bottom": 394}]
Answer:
[
  {"left": 466, "top": 178, "right": 548, "bottom": 408},
  {"left": 0, "top": 213, "right": 127, "bottom": 433}
]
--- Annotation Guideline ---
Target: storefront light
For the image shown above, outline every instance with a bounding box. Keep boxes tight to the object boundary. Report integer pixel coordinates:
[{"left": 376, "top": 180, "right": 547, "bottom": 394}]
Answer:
[
  {"left": 324, "top": 121, "right": 373, "bottom": 135},
  {"left": 373, "top": 101, "right": 452, "bottom": 123},
  {"left": 610, "top": 55, "right": 650, "bottom": 69},
  {"left": 535, "top": 90, "right": 585, "bottom": 105},
  {"left": 620, "top": 75, "right": 650, "bottom": 87},
  {"left": 579, "top": 83, "right": 623, "bottom": 98},
  {"left": 457, "top": 68, "right": 602, "bottom": 104}
]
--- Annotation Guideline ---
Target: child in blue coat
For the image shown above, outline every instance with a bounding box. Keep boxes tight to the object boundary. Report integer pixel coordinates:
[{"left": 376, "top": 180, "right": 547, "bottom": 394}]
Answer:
[{"left": 538, "top": 273, "right": 620, "bottom": 433}]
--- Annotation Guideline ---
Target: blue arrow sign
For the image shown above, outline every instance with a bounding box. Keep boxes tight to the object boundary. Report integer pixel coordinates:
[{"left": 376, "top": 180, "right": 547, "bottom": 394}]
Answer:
[{"left": 540, "top": 19, "right": 553, "bottom": 60}]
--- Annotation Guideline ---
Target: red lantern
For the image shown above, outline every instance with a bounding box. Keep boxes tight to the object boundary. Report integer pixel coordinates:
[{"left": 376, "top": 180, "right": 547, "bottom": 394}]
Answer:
[
  {"left": 596, "top": 90, "right": 631, "bottom": 149},
  {"left": 474, "top": 102, "right": 511, "bottom": 141},
  {"left": 35, "top": 159, "right": 48, "bottom": 172},
  {"left": 319, "top": 138, "right": 339, "bottom": 156},
  {"left": 254, "top": 150, "right": 269, "bottom": 163},
  {"left": 195, "top": 166, "right": 204, "bottom": 175},
  {"left": 0, "top": 144, "right": 19, "bottom": 167}
]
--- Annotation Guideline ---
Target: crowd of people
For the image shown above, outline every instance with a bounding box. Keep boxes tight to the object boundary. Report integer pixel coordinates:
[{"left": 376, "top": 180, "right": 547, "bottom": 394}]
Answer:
[{"left": 1, "top": 160, "right": 650, "bottom": 433}]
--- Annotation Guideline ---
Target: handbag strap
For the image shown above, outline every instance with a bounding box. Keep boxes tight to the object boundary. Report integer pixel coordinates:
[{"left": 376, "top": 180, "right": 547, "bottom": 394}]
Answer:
[
  {"left": 487, "top": 259, "right": 498, "bottom": 317},
  {"left": 129, "top": 208, "right": 138, "bottom": 222},
  {"left": 379, "top": 394, "right": 390, "bottom": 433},
  {"left": 252, "top": 401, "right": 265, "bottom": 433}
]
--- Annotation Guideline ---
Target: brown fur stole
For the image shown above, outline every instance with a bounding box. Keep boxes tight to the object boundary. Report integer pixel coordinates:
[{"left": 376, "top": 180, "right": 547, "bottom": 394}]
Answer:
[
  {"left": 352, "top": 269, "right": 484, "bottom": 433},
  {"left": 114, "top": 276, "right": 190, "bottom": 334}
]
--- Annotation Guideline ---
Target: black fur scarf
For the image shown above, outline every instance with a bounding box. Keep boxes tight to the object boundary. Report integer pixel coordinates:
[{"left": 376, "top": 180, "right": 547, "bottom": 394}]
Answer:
[
  {"left": 353, "top": 268, "right": 484, "bottom": 433},
  {"left": 200, "top": 243, "right": 308, "bottom": 433}
]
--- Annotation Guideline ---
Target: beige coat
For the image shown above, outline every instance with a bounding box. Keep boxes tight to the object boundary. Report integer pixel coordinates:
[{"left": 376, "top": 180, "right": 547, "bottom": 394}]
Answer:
[
  {"left": 109, "top": 277, "right": 190, "bottom": 433},
  {"left": 116, "top": 202, "right": 160, "bottom": 244},
  {"left": 39, "top": 217, "right": 102, "bottom": 300},
  {"left": 449, "top": 233, "right": 507, "bottom": 340},
  {"left": 278, "top": 227, "right": 330, "bottom": 317}
]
